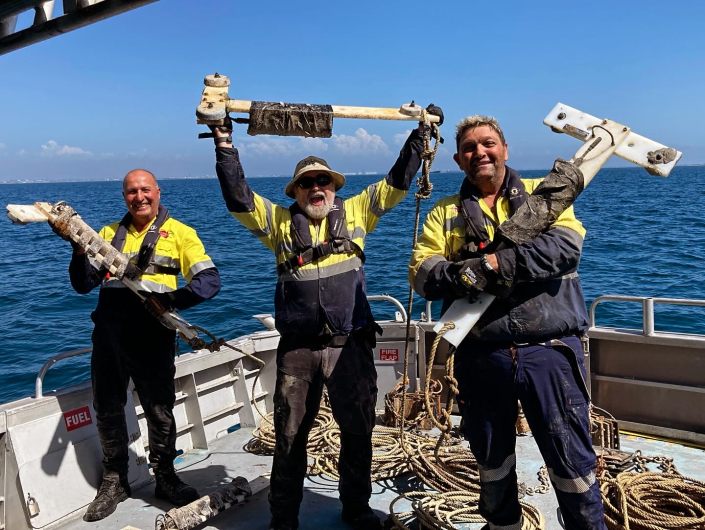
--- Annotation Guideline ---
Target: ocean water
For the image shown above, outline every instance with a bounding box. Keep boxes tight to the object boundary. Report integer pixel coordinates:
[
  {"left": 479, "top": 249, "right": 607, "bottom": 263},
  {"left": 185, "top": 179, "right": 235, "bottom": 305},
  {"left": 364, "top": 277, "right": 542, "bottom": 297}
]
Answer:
[{"left": 1, "top": 166, "right": 704, "bottom": 403}]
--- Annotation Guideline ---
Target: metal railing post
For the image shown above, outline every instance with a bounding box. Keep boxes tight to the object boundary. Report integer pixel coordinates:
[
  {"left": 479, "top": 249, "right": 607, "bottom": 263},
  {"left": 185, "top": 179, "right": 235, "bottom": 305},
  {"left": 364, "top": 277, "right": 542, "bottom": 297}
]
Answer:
[{"left": 643, "top": 298, "right": 655, "bottom": 336}]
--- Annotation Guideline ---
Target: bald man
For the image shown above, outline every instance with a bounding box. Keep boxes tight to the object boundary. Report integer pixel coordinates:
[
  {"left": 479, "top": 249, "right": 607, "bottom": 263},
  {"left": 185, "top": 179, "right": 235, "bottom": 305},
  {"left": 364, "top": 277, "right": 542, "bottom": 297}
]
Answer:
[{"left": 66, "top": 169, "right": 221, "bottom": 522}]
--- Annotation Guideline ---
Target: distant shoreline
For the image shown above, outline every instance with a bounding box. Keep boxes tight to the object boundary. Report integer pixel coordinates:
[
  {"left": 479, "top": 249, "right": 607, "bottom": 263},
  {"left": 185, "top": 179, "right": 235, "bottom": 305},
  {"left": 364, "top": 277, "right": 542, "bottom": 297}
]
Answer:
[{"left": 2, "top": 164, "right": 702, "bottom": 185}]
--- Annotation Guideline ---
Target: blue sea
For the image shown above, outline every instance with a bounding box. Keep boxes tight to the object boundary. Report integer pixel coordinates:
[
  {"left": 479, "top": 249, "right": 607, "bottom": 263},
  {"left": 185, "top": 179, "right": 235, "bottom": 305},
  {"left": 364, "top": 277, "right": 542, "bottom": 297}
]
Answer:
[{"left": 2, "top": 167, "right": 704, "bottom": 403}]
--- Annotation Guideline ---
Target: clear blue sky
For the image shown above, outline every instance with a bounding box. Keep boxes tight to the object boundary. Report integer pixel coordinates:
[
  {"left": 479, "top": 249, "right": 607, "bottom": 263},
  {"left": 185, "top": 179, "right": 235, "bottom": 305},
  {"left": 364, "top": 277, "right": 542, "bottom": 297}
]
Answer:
[{"left": 1, "top": 0, "right": 704, "bottom": 181}]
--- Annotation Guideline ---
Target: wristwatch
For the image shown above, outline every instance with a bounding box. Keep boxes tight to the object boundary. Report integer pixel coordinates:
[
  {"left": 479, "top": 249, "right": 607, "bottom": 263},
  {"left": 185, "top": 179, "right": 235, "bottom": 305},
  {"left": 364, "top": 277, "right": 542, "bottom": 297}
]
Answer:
[{"left": 481, "top": 254, "right": 495, "bottom": 273}]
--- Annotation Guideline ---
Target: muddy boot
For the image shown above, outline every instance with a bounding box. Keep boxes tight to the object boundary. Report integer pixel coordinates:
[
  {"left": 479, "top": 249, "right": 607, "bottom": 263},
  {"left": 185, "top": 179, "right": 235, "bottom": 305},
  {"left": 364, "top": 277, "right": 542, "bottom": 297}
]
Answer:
[
  {"left": 83, "top": 471, "right": 130, "bottom": 522},
  {"left": 341, "top": 504, "right": 383, "bottom": 530},
  {"left": 154, "top": 466, "right": 200, "bottom": 506}
]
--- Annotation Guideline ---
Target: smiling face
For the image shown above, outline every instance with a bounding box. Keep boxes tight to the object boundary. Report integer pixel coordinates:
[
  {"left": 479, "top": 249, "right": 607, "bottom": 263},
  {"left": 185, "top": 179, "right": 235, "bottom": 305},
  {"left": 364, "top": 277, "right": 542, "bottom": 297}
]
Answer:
[
  {"left": 122, "top": 169, "right": 160, "bottom": 231},
  {"left": 453, "top": 125, "right": 509, "bottom": 192},
  {"left": 294, "top": 171, "right": 336, "bottom": 220}
]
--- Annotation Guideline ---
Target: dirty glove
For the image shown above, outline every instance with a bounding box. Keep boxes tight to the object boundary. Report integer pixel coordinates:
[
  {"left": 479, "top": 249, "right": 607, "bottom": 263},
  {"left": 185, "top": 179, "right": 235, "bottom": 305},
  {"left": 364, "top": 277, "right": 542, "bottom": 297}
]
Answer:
[
  {"left": 419, "top": 104, "right": 444, "bottom": 143},
  {"left": 425, "top": 103, "right": 444, "bottom": 126},
  {"left": 120, "top": 262, "right": 142, "bottom": 281},
  {"left": 49, "top": 219, "right": 72, "bottom": 242},
  {"left": 453, "top": 258, "right": 491, "bottom": 302},
  {"left": 207, "top": 116, "right": 233, "bottom": 146},
  {"left": 144, "top": 292, "right": 177, "bottom": 318}
]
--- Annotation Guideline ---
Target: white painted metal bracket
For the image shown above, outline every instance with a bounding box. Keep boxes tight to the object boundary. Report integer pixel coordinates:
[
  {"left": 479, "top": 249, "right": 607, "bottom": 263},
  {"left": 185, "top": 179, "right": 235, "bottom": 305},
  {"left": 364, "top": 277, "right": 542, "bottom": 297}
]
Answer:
[{"left": 544, "top": 103, "right": 682, "bottom": 177}]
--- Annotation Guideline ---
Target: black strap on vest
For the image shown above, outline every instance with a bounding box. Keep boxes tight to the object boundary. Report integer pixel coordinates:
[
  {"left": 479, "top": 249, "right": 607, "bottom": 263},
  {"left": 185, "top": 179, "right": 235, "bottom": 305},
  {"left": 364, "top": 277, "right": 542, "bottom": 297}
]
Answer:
[
  {"left": 277, "top": 197, "right": 365, "bottom": 275},
  {"left": 457, "top": 167, "right": 527, "bottom": 256},
  {"left": 110, "top": 205, "right": 171, "bottom": 278}
]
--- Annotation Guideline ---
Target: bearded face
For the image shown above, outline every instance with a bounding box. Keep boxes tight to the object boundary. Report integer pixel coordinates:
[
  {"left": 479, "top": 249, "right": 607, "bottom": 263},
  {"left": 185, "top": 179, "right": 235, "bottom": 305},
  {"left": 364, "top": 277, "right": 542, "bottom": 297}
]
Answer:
[{"left": 293, "top": 172, "right": 336, "bottom": 220}]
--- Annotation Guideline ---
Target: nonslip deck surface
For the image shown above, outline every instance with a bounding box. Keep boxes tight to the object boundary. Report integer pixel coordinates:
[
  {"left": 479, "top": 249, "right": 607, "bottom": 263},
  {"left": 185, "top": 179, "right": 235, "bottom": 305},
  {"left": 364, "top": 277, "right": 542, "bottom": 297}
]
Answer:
[{"left": 59, "top": 427, "right": 705, "bottom": 530}]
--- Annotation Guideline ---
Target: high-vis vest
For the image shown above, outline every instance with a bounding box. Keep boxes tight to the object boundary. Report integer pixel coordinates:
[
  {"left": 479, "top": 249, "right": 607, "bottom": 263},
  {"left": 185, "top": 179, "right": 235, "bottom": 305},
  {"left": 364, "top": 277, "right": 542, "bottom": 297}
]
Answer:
[
  {"left": 410, "top": 168, "right": 590, "bottom": 342},
  {"left": 93, "top": 212, "right": 216, "bottom": 294},
  {"left": 232, "top": 178, "right": 408, "bottom": 337}
]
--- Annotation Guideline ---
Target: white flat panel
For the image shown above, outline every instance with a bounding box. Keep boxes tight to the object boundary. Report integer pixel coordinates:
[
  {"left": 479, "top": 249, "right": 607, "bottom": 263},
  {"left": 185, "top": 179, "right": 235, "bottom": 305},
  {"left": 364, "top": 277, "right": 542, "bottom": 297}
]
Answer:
[{"left": 9, "top": 394, "right": 147, "bottom": 528}]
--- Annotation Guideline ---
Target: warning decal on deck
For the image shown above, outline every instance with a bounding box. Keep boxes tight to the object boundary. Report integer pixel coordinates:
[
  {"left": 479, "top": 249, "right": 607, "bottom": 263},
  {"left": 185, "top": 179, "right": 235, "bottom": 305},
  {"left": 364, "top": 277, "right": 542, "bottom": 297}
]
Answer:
[
  {"left": 64, "top": 406, "right": 93, "bottom": 431},
  {"left": 379, "top": 348, "right": 399, "bottom": 361}
]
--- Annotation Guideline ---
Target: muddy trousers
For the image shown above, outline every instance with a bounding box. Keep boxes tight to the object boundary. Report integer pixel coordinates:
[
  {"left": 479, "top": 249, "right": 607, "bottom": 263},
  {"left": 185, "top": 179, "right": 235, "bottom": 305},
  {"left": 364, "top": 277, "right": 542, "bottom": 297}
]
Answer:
[
  {"left": 90, "top": 301, "right": 178, "bottom": 475},
  {"left": 455, "top": 336, "right": 606, "bottom": 530},
  {"left": 269, "top": 332, "right": 378, "bottom": 520}
]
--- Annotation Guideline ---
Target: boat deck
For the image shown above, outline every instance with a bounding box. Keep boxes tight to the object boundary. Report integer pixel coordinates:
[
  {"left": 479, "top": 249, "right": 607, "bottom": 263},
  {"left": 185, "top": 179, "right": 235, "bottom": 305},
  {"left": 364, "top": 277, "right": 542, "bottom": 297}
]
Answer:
[{"left": 59, "top": 425, "right": 705, "bottom": 530}]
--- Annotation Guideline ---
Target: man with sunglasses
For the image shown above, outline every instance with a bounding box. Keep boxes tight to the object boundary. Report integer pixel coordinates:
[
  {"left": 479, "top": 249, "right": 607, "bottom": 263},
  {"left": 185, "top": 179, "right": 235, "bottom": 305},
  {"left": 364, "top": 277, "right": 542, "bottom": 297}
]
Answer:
[{"left": 208, "top": 106, "right": 442, "bottom": 530}]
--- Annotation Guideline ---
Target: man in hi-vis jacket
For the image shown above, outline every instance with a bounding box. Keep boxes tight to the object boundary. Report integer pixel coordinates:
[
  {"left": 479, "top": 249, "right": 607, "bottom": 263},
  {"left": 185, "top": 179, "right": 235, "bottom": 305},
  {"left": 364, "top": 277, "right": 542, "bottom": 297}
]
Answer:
[
  {"left": 209, "top": 106, "right": 442, "bottom": 530},
  {"left": 63, "top": 169, "right": 220, "bottom": 522},
  {"left": 409, "top": 116, "right": 606, "bottom": 530}
]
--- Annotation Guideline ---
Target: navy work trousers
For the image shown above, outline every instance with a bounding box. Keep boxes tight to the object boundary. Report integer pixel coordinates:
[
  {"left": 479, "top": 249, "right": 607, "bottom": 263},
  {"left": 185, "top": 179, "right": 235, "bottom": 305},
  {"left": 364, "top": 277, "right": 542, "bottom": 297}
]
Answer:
[
  {"left": 455, "top": 336, "right": 606, "bottom": 530},
  {"left": 269, "top": 330, "right": 378, "bottom": 520},
  {"left": 90, "top": 291, "right": 178, "bottom": 475}
]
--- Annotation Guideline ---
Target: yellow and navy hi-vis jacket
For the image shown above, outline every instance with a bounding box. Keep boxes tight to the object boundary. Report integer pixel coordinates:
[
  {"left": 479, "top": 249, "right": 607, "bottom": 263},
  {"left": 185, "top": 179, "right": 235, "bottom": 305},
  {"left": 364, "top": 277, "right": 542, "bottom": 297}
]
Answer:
[
  {"left": 69, "top": 215, "right": 219, "bottom": 311},
  {"left": 215, "top": 130, "right": 424, "bottom": 337},
  {"left": 95, "top": 217, "right": 216, "bottom": 293},
  {"left": 409, "top": 165, "right": 590, "bottom": 343}
]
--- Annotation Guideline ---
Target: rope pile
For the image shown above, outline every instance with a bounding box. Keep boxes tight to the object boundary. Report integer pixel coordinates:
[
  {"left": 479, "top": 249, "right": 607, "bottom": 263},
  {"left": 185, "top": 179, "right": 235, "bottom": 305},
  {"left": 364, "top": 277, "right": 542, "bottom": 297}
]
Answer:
[
  {"left": 387, "top": 491, "right": 545, "bottom": 530},
  {"left": 597, "top": 451, "right": 705, "bottom": 530},
  {"left": 599, "top": 471, "right": 705, "bottom": 530}
]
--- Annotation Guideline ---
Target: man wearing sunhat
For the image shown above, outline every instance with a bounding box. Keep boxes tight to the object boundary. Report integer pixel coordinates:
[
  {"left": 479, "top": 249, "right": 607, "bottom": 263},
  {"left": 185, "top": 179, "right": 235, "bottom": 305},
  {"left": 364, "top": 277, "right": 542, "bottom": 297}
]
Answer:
[{"left": 208, "top": 107, "right": 442, "bottom": 530}]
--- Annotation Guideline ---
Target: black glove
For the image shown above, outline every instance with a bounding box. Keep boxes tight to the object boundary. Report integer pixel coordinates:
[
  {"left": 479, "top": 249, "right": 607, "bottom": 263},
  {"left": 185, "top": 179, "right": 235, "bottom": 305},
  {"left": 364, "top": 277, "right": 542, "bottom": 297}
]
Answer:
[
  {"left": 207, "top": 116, "right": 233, "bottom": 146},
  {"left": 144, "top": 292, "right": 177, "bottom": 319},
  {"left": 426, "top": 103, "right": 444, "bottom": 126},
  {"left": 120, "top": 262, "right": 142, "bottom": 281},
  {"left": 453, "top": 255, "right": 517, "bottom": 302},
  {"left": 453, "top": 258, "right": 490, "bottom": 302}
]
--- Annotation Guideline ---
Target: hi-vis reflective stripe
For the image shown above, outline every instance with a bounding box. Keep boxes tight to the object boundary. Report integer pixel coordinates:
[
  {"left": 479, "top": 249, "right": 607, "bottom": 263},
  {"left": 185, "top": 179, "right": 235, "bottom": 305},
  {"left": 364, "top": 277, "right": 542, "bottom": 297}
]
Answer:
[
  {"left": 92, "top": 253, "right": 181, "bottom": 270},
  {"left": 250, "top": 198, "right": 274, "bottom": 238},
  {"left": 413, "top": 254, "right": 444, "bottom": 297},
  {"left": 548, "top": 468, "right": 596, "bottom": 494},
  {"left": 478, "top": 453, "right": 516, "bottom": 483},
  {"left": 368, "top": 182, "right": 386, "bottom": 217},
  {"left": 102, "top": 278, "right": 172, "bottom": 293},
  {"left": 185, "top": 259, "right": 216, "bottom": 282},
  {"left": 279, "top": 256, "right": 363, "bottom": 281},
  {"left": 444, "top": 216, "right": 464, "bottom": 233}
]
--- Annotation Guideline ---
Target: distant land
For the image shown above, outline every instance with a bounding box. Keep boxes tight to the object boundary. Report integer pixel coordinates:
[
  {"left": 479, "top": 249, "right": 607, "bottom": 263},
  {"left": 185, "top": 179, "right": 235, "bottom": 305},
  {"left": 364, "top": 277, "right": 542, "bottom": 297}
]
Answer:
[{"left": 2, "top": 164, "right": 702, "bottom": 185}]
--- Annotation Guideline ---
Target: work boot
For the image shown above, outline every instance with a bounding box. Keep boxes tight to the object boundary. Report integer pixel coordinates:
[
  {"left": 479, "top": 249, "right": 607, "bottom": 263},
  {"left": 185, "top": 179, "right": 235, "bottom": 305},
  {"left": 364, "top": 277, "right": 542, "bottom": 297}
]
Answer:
[
  {"left": 83, "top": 471, "right": 130, "bottom": 522},
  {"left": 154, "top": 466, "right": 200, "bottom": 506},
  {"left": 269, "top": 515, "right": 299, "bottom": 530},
  {"left": 342, "top": 504, "right": 383, "bottom": 530}
]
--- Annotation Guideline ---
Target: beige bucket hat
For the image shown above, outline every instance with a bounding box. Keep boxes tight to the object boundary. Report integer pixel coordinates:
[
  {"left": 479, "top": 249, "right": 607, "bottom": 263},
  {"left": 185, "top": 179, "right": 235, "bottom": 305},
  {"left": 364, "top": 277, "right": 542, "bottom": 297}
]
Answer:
[{"left": 285, "top": 156, "right": 346, "bottom": 198}]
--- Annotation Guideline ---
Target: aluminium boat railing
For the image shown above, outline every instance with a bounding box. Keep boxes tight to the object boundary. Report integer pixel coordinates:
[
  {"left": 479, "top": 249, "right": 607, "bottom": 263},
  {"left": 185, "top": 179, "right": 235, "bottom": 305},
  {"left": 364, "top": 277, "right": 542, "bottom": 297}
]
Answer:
[
  {"left": 33, "top": 294, "right": 411, "bottom": 400},
  {"left": 590, "top": 295, "right": 705, "bottom": 336},
  {"left": 35, "top": 347, "right": 92, "bottom": 399}
]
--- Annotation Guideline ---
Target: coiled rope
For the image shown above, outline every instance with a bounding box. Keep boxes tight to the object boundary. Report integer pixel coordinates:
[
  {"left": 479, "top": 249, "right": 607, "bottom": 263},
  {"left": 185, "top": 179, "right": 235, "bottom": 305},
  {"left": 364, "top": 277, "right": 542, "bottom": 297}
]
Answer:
[{"left": 598, "top": 454, "right": 705, "bottom": 530}]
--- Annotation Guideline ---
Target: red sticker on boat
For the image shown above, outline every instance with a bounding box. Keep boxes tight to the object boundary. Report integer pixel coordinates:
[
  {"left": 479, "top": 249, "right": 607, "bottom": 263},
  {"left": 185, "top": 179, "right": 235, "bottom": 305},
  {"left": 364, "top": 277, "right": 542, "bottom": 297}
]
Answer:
[
  {"left": 159, "top": 230, "right": 169, "bottom": 238},
  {"left": 380, "top": 348, "right": 399, "bottom": 361},
  {"left": 64, "top": 406, "right": 93, "bottom": 431}
]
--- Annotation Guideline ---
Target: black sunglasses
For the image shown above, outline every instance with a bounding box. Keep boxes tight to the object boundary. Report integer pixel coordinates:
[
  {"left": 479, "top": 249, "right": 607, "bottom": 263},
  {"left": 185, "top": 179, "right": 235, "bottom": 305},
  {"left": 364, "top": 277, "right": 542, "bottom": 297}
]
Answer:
[{"left": 296, "top": 174, "right": 332, "bottom": 189}]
